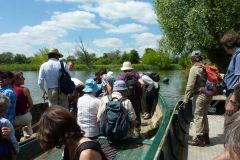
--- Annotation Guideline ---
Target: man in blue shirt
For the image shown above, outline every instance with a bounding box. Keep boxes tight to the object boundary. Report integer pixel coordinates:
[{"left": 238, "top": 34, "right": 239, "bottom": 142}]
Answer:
[
  {"left": 0, "top": 71, "right": 16, "bottom": 124},
  {"left": 38, "top": 48, "right": 69, "bottom": 108},
  {"left": 220, "top": 31, "right": 240, "bottom": 116}
]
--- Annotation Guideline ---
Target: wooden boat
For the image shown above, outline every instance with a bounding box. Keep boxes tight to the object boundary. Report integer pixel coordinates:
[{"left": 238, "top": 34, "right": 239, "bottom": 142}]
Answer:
[
  {"left": 155, "top": 95, "right": 226, "bottom": 160},
  {"left": 16, "top": 92, "right": 173, "bottom": 160}
]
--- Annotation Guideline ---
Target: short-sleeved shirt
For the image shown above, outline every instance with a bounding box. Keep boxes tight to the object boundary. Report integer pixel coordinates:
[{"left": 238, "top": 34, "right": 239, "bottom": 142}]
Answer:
[
  {"left": 224, "top": 48, "right": 240, "bottom": 90},
  {"left": 0, "top": 85, "right": 16, "bottom": 124},
  {"left": 0, "top": 117, "right": 19, "bottom": 153},
  {"left": 77, "top": 94, "right": 100, "bottom": 137},
  {"left": 97, "top": 92, "right": 137, "bottom": 122}
]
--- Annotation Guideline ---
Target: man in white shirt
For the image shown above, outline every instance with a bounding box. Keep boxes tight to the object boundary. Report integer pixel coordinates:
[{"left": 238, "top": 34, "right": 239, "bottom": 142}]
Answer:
[{"left": 37, "top": 48, "right": 69, "bottom": 108}]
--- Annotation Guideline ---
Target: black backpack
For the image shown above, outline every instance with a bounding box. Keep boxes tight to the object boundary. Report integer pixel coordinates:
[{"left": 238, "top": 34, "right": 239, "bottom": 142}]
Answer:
[
  {"left": 123, "top": 74, "right": 140, "bottom": 100},
  {"left": 100, "top": 96, "right": 128, "bottom": 142},
  {"left": 145, "top": 71, "right": 160, "bottom": 82},
  {"left": 59, "top": 61, "right": 75, "bottom": 95}
]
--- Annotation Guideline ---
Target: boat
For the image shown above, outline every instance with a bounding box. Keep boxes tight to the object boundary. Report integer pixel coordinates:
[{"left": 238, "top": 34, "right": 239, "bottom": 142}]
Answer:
[{"left": 16, "top": 92, "right": 173, "bottom": 160}]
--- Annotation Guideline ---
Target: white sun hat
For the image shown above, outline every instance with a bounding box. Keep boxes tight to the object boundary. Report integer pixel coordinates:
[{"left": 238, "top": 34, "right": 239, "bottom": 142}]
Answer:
[
  {"left": 71, "top": 78, "right": 84, "bottom": 86},
  {"left": 121, "top": 61, "right": 133, "bottom": 71}
]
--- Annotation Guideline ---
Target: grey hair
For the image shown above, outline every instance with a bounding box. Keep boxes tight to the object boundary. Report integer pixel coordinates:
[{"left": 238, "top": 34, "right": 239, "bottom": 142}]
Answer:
[
  {"left": 0, "top": 93, "right": 10, "bottom": 109},
  {"left": 224, "top": 111, "right": 240, "bottom": 159}
]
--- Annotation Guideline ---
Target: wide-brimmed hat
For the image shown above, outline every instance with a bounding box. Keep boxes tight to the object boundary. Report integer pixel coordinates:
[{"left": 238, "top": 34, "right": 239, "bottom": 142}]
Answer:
[
  {"left": 121, "top": 61, "right": 133, "bottom": 71},
  {"left": 190, "top": 50, "right": 201, "bottom": 57},
  {"left": 113, "top": 80, "right": 128, "bottom": 92},
  {"left": 48, "top": 48, "right": 63, "bottom": 58},
  {"left": 83, "top": 78, "right": 99, "bottom": 93}
]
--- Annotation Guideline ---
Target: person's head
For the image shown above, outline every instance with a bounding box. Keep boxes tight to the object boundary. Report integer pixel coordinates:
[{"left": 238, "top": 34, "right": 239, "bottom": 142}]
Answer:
[
  {"left": 99, "top": 68, "right": 107, "bottom": 76},
  {"left": 48, "top": 48, "right": 63, "bottom": 59},
  {"left": 5, "top": 71, "right": 15, "bottom": 85},
  {"left": 71, "top": 78, "right": 84, "bottom": 98},
  {"left": 82, "top": 78, "right": 99, "bottom": 94},
  {"left": 190, "top": 50, "right": 203, "bottom": 63},
  {"left": 14, "top": 71, "right": 25, "bottom": 86},
  {"left": 220, "top": 31, "right": 240, "bottom": 54},
  {"left": 112, "top": 80, "right": 128, "bottom": 96},
  {"left": 67, "top": 61, "right": 74, "bottom": 71},
  {"left": 37, "top": 106, "right": 84, "bottom": 150},
  {"left": 121, "top": 61, "right": 133, "bottom": 73},
  {"left": 0, "top": 93, "right": 9, "bottom": 117},
  {"left": 224, "top": 110, "right": 240, "bottom": 159},
  {"left": 0, "top": 71, "right": 9, "bottom": 88}
]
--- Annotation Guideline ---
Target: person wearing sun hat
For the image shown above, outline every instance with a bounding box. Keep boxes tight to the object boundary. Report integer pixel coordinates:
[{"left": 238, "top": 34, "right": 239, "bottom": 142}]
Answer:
[
  {"left": 77, "top": 78, "right": 100, "bottom": 138},
  {"left": 38, "top": 48, "right": 69, "bottom": 108},
  {"left": 118, "top": 61, "right": 145, "bottom": 137},
  {"left": 183, "top": 50, "right": 212, "bottom": 147},
  {"left": 98, "top": 80, "right": 137, "bottom": 138}
]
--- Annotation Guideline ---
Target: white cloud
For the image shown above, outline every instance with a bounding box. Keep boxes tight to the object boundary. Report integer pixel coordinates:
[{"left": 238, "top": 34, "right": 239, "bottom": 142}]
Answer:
[
  {"left": 0, "top": 11, "right": 99, "bottom": 56},
  {"left": 131, "top": 32, "right": 161, "bottom": 55},
  {"left": 93, "top": 38, "right": 123, "bottom": 48},
  {"left": 105, "top": 23, "right": 148, "bottom": 34},
  {"left": 79, "top": 1, "right": 157, "bottom": 24}
]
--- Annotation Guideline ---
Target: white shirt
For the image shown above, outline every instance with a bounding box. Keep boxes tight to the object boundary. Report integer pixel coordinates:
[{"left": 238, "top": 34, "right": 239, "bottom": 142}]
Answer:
[
  {"left": 77, "top": 94, "right": 100, "bottom": 137},
  {"left": 141, "top": 74, "right": 158, "bottom": 89},
  {"left": 97, "top": 92, "right": 136, "bottom": 122},
  {"left": 38, "top": 58, "right": 69, "bottom": 91}
]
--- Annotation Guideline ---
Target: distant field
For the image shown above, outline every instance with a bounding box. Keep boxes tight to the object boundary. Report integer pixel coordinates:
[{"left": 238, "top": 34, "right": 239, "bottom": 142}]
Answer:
[{"left": 0, "top": 63, "right": 181, "bottom": 71}]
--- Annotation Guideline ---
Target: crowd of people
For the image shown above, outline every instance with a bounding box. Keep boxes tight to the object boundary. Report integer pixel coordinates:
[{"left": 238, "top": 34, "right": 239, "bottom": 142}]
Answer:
[{"left": 1, "top": 30, "right": 240, "bottom": 159}]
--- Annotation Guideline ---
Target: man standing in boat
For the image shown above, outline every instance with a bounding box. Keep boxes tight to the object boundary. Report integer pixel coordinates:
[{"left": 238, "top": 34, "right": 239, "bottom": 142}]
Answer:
[
  {"left": 38, "top": 48, "right": 69, "bottom": 108},
  {"left": 183, "top": 51, "right": 212, "bottom": 146},
  {"left": 220, "top": 31, "right": 240, "bottom": 116}
]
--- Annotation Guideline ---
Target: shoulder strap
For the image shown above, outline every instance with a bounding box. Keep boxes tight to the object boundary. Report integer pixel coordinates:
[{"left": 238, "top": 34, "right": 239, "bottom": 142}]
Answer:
[
  {"left": 75, "top": 141, "right": 107, "bottom": 160},
  {"left": 60, "top": 60, "right": 66, "bottom": 72}
]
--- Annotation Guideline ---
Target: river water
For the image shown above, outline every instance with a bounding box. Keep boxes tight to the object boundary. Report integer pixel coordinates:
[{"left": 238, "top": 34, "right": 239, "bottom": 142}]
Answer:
[{"left": 23, "top": 70, "right": 187, "bottom": 108}]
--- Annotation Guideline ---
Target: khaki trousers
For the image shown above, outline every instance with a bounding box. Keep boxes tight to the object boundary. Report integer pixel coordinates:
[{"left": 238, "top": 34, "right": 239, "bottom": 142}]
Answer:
[
  {"left": 192, "top": 93, "right": 212, "bottom": 136},
  {"left": 48, "top": 88, "right": 68, "bottom": 108}
]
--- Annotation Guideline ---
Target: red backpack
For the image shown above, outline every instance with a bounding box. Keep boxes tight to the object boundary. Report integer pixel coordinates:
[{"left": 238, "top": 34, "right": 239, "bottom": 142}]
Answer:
[{"left": 203, "top": 65, "right": 226, "bottom": 96}]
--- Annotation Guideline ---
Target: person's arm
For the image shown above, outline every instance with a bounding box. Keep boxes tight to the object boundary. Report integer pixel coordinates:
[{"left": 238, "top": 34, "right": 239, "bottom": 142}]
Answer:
[
  {"left": 183, "top": 66, "right": 198, "bottom": 104},
  {"left": 38, "top": 65, "right": 48, "bottom": 99},
  {"left": 23, "top": 87, "right": 33, "bottom": 110},
  {"left": 79, "top": 149, "right": 102, "bottom": 160}
]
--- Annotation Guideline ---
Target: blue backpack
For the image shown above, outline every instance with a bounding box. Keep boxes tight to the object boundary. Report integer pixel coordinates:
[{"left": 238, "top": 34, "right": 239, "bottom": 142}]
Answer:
[
  {"left": 59, "top": 61, "right": 75, "bottom": 95},
  {"left": 100, "top": 96, "right": 128, "bottom": 142}
]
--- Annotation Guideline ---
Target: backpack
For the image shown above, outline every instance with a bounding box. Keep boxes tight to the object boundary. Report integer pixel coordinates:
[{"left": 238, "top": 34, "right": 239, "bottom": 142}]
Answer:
[
  {"left": 203, "top": 65, "right": 226, "bottom": 96},
  {"left": 100, "top": 96, "right": 128, "bottom": 142},
  {"left": 0, "top": 127, "right": 16, "bottom": 160},
  {"left": 123, "top": 73, "right": 141, "bottom": 100},
  {"left": 59, "top": 61, "right": 75, "bottom": 95},
  {"left": 144, "top": 71, "right": 160, "bottom": 82}
]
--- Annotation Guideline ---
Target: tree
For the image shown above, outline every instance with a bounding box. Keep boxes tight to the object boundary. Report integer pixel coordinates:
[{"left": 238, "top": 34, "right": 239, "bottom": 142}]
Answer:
[
  {"left": 154, "top": 0, "right": 240, "bottom": 70},
  {"left": 14, "top": 54, "right": 28, "bottom": 64},
  {"left": 128, "top": 49, "right": 140, "bottom": 64},
  {"left": 0, "top": 52, "right": 14, "bottom": 64},
  {"left": 75, "top": 38, "right": 96, "bottom": 67},
  {"left": 30, "top": 48, "right": 48, "bottom": 65}
]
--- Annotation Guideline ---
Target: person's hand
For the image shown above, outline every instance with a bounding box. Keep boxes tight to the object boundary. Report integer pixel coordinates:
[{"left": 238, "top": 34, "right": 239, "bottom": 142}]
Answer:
[
  {"left": 42, "top": 91, "right": 48, "bottom": 100},
  {"left": 225, "top": 100, "right": 235, "bottom": 116},
  {"left": 1, "top": 127, "right": 11, "bottom": 140}
]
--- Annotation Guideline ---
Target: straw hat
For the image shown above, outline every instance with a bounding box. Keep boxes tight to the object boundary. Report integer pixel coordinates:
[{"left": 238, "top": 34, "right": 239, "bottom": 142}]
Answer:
[
  {"left": 48, "top": 48, "right": 63, "bottom": 58},
  {"left": 121, "top": 61, "right": 133, "bottom": 71}
]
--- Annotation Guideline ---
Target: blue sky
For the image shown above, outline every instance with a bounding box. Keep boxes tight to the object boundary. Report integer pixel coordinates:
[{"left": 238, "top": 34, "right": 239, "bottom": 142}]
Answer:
[{"left": 0, "top": 0, "right": 162, "bottom": 58}]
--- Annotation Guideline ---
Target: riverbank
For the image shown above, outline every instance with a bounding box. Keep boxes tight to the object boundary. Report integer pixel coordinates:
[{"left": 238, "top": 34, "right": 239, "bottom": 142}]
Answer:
[{"left": 0, "top": 63, "right": 181, "bottom": 71}]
